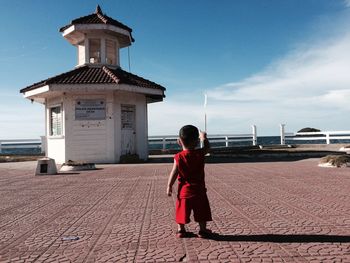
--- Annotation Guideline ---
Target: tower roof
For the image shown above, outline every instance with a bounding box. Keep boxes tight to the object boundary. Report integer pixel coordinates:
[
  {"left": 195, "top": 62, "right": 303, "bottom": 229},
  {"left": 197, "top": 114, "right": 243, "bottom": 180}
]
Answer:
[
  {"left": 20, "top": 65, "right": 165, "bottom": 101},
  {"left": 59, "top": 5, "right": 134, "bottom": 42}
]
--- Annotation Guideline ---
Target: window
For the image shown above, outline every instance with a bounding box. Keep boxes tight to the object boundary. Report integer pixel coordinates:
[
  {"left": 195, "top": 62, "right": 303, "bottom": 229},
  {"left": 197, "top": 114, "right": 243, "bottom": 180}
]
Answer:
[
  {"left": 106, "top": 39, "right": 116, "bottom": 65},
  {"left": 89, "top": 39, "right": 101, "bottom": 63},
  {"left": 121, "top": 105, "right": 135, "bottom": 129},
  {"left": 50, "top": 106, "right": 62, "bottom": 136}
]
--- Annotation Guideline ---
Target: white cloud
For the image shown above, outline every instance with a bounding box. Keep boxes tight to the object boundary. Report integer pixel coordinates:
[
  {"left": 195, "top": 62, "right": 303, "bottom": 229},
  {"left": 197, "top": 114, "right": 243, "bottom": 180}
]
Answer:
[
  {"left": 208, "top": 35, "right": 350, "bottom": 134},
  {"left": 209, "top": 33, "right": 350, "bottom": 105},
  {"left": 344, "top": 0, "right": 350, "bottom": 8},
  {"left": 149, "top": 27, "right": 350, "bottom": 135}
]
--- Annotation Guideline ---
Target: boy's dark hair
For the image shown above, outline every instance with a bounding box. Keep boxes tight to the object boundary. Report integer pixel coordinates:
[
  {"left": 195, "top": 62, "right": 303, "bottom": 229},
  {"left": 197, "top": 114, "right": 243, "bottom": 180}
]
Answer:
[{"left": 179, "top": 125, "right": 199, "bottom": 147}]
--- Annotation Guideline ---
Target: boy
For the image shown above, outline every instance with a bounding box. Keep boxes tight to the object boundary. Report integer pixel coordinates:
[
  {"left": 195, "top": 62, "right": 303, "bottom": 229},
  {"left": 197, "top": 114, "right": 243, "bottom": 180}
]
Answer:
[{"left": 167, "top": 125, "right": 212, "bottom": 238}]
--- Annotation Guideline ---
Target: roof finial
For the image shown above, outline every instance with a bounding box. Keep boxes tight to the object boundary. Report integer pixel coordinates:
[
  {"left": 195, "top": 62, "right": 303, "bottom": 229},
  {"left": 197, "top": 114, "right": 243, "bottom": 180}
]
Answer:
[{"left": 95, "top": 5, "right": 102, "bottom": 14}]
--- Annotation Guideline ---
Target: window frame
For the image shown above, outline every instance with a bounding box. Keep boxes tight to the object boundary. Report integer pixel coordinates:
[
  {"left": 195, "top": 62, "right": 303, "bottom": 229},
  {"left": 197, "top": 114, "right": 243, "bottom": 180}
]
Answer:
[
  {"left": 105, "top": 39, "right": 117, "bottom": 65},
  {"left": 49, "top": 104, "right": 63, "bottom": 137},
  {"left": 88, "top": 38, "right": 101, "bottom": 64}
]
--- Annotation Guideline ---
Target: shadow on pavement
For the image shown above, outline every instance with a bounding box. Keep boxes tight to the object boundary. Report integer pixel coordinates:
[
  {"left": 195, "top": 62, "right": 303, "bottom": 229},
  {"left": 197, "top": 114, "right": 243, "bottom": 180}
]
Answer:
[
  {"left": 148, "top": 155, "right": 315, "bottom": 164},
  {"left": 206, "top": 156, "right": 311, "bottom": 164},
  {"left": 57, "top": 172, "right": 80, "bottom": 175},
  {"left": 205, "top": 233, "right": 350, "bottom": 243}
]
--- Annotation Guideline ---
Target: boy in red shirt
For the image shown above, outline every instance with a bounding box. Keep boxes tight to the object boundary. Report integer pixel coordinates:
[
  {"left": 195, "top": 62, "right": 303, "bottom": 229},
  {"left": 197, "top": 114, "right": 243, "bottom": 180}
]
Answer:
[{"left": 167, "top": 125, "right": 212, "bottom": 238}]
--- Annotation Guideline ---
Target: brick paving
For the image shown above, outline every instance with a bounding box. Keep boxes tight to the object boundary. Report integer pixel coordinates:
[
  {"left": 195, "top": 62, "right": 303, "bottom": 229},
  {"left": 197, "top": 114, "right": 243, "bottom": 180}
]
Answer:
[{"left": 0, "top": 159, "right": 350, "bottom": 262}]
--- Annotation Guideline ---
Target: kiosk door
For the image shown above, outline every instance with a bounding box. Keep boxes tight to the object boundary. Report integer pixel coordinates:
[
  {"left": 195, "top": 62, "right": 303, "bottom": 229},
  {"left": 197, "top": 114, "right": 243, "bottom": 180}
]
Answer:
[{"left": 121, "top": 105, "right": 136, "bottom": 155}]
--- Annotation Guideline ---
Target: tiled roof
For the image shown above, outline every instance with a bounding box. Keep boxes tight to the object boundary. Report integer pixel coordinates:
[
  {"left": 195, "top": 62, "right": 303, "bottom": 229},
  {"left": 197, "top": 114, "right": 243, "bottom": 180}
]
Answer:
[
  {"left": 20, "top": 65, "right": 166, "bottom": 95},
  {"left": 59, "top": 5, "right": 134, "bottom": 41}
]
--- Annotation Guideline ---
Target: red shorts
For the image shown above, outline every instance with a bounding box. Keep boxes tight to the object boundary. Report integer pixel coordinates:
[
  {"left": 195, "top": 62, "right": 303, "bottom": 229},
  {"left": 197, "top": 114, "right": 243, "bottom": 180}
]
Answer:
[{"left": 175, "top": 194, "right": 212, "bottom": 224}]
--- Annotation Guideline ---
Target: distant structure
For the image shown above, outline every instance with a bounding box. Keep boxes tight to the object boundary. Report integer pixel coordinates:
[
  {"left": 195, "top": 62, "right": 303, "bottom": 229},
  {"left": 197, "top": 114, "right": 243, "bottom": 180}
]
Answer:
[{"left": 20, "top": 6, "right": 166, "bottom": 164}]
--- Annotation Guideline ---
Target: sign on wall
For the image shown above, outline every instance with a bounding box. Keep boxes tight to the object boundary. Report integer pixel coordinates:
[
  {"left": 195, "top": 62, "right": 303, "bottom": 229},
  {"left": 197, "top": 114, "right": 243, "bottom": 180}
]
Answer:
[{"left": 75, "top": 99, "right": 106, "bottom": 120}]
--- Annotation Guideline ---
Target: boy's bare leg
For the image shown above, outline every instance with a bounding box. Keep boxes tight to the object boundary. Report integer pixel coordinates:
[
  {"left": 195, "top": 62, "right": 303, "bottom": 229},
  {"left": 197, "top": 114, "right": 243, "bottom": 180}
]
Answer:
[{"left": 178, "top": 224, "right": 186, "bottom": 232}]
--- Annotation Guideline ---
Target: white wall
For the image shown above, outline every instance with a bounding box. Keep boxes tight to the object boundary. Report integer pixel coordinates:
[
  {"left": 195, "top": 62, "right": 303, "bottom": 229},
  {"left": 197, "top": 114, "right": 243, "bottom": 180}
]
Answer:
[
  {"left": 77, "top": 42, "right": 85, "bottom": 66},
  {"left": 65, "top": 92, "right": 115, "bottom": 163},
  {"left": 47, "top": 138, "right": 66, "bottom": 164},
  {"left": 45, "top": 88, "right": 148, "bottom": 164},
  {"left": 46, "top": 96, "right": 66, "bottom": 164},
  {"left": 136, "top": 97, "right": 148, "bottom": 160}
]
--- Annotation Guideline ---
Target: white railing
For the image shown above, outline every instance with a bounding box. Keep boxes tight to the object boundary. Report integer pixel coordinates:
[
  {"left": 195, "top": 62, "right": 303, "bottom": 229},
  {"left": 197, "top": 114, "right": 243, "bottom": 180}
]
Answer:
[
  {"left": 149, "top": 125, "right": 257, "bottom": 151},
  {"left": 148, "top": 135, "right": 178, "bottom": 151},
  {"left": 0, "top": 137, "right": 45, "bottom": 154},
  {"left": 280, "top": 124, "right": 350, "bottom": 145},
  {"left": 1, "top": 127, "right": 257, "bottom": 154},
  {"left": 2, "top": 124, "right": 349, "bottom": 154}
]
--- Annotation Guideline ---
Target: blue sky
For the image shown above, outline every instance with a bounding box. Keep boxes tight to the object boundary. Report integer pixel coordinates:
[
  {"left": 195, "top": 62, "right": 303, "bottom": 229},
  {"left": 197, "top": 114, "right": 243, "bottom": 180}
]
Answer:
[{"left": 0, "top": 0, "right": 349, "bottom": 138}]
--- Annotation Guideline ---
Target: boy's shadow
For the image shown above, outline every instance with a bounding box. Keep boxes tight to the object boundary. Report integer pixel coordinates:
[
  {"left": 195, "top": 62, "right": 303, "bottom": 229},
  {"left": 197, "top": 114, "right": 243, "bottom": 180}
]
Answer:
[{"left": 193, "top": 233, "right": 350, "bottom": 243}]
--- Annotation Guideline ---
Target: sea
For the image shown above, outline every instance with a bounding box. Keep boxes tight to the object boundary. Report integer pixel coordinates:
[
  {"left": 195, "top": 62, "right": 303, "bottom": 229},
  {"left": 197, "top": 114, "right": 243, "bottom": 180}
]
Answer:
[{"left": 2, "top": 136, "right": 349, "bottom": 155}]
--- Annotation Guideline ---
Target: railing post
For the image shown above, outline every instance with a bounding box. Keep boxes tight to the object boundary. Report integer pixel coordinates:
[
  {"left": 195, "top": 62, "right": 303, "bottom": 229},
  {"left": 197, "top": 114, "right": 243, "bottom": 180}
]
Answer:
[
  {"left": 280, "top": 124, "right": 286, "bottom": 145},
  {"left": 40, "top": 136, "right": 46, "bottom": 154},
  {"left": 162, "top": 137, "right": 166, "bottom": 151},
  {"left": 326, "top": 133, "right": 330, "bottom": 144},
  {"left": 0, "top": 141, "right": 2, "bottom": 154},
  {"left": 252, "top": 125, "right": 257, "bottom": 146},
  {"left": 225, "top": 136, "right": 229, "bottom": 147}
]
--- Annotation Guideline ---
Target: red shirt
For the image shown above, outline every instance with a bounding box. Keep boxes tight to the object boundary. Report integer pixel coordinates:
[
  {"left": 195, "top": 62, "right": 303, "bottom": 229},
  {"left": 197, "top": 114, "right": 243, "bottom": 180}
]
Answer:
[{"left": 174, "top": 148, "right": 206, "bottom": 199}]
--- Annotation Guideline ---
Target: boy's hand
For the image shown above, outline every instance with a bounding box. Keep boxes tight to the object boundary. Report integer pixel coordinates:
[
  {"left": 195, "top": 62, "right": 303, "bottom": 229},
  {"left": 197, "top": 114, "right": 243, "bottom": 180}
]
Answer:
[
  {"left": 167, "top": 160, "right": 178, "bottom": 197},
  {"left": 199, "top": 131, "right": 210, "bottom": 154},
  {"left": 167, "top": 186, "right": 173, "bottom": 196},
  {"left": 199, "top": 131, "right": 207, "bottom": 141}
]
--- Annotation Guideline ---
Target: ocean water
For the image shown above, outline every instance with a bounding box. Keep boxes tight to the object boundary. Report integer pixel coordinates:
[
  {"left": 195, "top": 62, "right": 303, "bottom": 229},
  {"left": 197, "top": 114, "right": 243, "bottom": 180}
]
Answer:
[
  {"left": 2, "top": 136, "right": 350, "bottom": 155},
  {"left": 0, "top": 148, "right": 42, "bottom": 155}
]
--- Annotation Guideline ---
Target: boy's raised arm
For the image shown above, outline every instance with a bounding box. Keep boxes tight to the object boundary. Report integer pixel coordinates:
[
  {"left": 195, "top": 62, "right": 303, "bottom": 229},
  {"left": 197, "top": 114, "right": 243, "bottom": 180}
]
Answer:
[
  {"left": 167, "top": 160, "right": 178, "bottom": 196},
  {"left": 200, "top": 131, "right": 210, "bottom": 155}
]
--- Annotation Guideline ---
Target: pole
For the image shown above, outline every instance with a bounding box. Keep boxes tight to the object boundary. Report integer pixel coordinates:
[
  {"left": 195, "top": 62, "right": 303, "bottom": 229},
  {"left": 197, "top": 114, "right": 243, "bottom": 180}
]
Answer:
[
  {"left": 128, "top": 46, "right": 131, "bottom": 72},
  {"left": 204, "top": 94, "right": 207, "bottom": 133},
  {"left": 280, "top": 124, "right": 285, "bottom": 145},
  {"left": 252, "top": 125, "right": 257, "bottom": 146}
]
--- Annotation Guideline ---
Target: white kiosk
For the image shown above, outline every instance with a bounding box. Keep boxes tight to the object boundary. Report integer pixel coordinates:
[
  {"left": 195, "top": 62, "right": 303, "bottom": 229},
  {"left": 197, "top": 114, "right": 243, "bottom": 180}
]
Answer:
[{"left": 20, "top": 6, "right": 165, "bottom": 164}]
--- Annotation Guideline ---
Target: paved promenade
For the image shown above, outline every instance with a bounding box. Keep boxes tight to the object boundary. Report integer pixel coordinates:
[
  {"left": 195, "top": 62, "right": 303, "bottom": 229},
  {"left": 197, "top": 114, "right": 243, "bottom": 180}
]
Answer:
[{"left": 0, "top": 159, "right": 350, "bottom": 262}]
